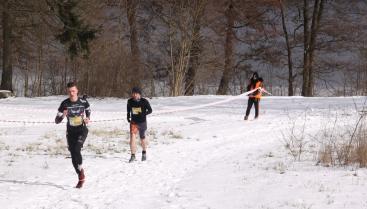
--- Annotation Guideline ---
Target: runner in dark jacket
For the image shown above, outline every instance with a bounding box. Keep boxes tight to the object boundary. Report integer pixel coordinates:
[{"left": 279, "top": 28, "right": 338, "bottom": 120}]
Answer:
[
  {"left": 127, "top": 87, "right": 152, "bottom": 163},
  {"left": 55, "top": 82, "right": 90, "bottom": 188}
]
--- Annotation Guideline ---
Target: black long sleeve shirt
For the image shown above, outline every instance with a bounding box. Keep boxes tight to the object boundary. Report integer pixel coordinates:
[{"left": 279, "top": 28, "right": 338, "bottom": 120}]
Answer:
[
  {"left": 55, "top": 97, "right": 91, "bottom": 130},
  {"left": 127, "top": 98, "right": 152, "bottom": 123}
]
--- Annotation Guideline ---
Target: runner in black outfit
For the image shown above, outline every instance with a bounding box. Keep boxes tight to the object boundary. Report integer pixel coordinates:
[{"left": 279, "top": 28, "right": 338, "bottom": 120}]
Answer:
[
  {"left": 127, "top": 87, "right": 152, "bottom": 163},
  {"left": 55, "top": 82, "right": 90, "bottom": 188}
]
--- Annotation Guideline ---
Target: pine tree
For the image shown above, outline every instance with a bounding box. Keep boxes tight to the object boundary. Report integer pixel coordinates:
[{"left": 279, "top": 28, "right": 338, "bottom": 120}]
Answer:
[{"left": 54, "top": 0, "right": 98, "bottom": 59}]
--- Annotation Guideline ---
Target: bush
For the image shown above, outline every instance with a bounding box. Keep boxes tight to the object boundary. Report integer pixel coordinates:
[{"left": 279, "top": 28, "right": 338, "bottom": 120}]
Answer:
[{"left": 317, "top": 112, "right": 367, "bottom": 167}]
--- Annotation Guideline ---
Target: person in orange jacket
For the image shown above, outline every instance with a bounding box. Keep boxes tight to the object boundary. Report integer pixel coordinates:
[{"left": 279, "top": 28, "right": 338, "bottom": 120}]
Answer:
[{"left": 244, "top": 72, "right": 263, "bottom": 120}]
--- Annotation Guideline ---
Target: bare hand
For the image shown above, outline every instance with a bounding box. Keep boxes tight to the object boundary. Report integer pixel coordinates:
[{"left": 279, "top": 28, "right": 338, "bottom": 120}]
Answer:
[
  {"left": 84, "top": 117, "right": 90, "bottom": 124},
  {"left": 63, "top": 110, "right": 68, "bottom": 117}
]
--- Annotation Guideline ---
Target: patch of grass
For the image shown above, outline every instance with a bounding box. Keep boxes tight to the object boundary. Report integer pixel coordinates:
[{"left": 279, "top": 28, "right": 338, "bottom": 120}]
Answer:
[
  {"left": 318, "top": 123, "right": 367, "bottom": 167},
  {"left": 85, "top": 128, "right": 130, "bottom": 155},
  {"left": 281, "top": 111, "right": 310, "bottom": 161},
  {"left": 90, "top": 128, "right": 127, "bottom": 138},
  {"left": 162, "top": 130, "right": 183, "bottom": 139},
  {"left": 0, "top": 141, "right": 10, "bottom": 151},
  {"left": 85, "top": 139, "right": 128, "bottom": 155}
]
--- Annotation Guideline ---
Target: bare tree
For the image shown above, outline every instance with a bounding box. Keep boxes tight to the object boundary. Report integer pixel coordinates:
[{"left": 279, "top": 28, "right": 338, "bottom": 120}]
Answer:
[
  {"left": 1, "top": 0, "right": 13, "bottom": 91},
  {"left": 126, "top": 0, "right": 142, "bottom": 88},
  {"left": 279, "top": 0, "right": 295, "bottom": 96},
  {"left": 217, "top": 0, "right": 235, "bottom": 95},
  {"left": 150, "top": 0, "right": 207, "bottom": 96},
  {"left": 184, "top": 0, "right": 206, "bottom": 96},
  {"left": 302, "top": 0, "right": 325, "bottom": 97}
]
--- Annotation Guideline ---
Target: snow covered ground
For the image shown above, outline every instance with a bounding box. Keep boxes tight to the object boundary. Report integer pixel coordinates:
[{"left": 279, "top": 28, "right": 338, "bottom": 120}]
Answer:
[{"left": 0, "top": 95, "right": 367, "bottom": 209}]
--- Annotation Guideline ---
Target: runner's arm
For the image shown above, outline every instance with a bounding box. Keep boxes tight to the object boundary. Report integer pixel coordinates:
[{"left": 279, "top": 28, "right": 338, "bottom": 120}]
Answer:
[
  {"left": 145, "top": 100, "right": 152, "bottom": 115},
  {"left": 55, "top": 102, "right": 66, "bottom": 124},
  {"left": 127, "top": 100, "right": 131, "bottom": 123},
  {"left": 85, "top": 100, "right": 91, "bottom": 119},
  {"left": 83, "top": 100, "right": 91, "bottom": 124}
]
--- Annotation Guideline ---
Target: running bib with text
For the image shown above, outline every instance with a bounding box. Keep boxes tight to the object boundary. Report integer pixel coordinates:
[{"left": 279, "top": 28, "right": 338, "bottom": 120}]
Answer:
[
  {"left": 132, "top": 107, "right": 142, "bottom": 115},
  {"left": 69, "top": 116, "right": 83, "bottom": 126}
]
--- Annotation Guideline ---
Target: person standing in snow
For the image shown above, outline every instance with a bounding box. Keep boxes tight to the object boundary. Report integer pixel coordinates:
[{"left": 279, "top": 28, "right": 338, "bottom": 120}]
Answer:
[
  {"left": 55, "top": 82, "right": 90, "bottom": 188},
  {"left": 244, "top": 72, "right": 263, "bottom": 120},
  {"left": 127, "top": 87, "right": 152, "bottom": 163}
]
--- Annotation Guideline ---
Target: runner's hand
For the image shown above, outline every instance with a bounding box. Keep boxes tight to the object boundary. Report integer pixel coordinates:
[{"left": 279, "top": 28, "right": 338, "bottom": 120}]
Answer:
[
  {"left": 63, "top": 110, "right": 68, "bottom": 117},
  {"left": 84, "top": 117, "right": 90, "bottom": 124}
]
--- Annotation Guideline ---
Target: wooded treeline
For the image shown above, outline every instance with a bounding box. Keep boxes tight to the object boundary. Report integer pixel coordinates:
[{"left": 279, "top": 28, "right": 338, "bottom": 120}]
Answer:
[{"left": 1, "top": 0, "right": 366, "bottom": 97}]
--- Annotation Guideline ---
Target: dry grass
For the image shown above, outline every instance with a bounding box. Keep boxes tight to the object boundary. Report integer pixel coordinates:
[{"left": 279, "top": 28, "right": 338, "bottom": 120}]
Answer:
[
  {"left": 318, "top": 111, "right": 367, "bottom": 167},
  {"left": 318, "top": 127, "right": 367, "bottom": 167},
  {"left": 282, "top": 104, "right": 367, "bottom": 168},
  {"left": 281, "top": 111, "right": 309, "bottom": 161}
]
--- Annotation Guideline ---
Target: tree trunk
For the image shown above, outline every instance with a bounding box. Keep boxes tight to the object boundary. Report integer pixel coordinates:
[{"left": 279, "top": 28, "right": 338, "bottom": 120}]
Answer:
[
  {"left": 24, "top": 59, "right": 29, "bottom": 97},
  {"left": 1, "top": 0, "right": 13, "bottom": 91},
  {"left": 184, "top": 0, "right": 206, "bottom": 96},
  {"left": 184, "top": 23, "right": 201, "bottom": 96},
  {"left": 126, "top": 0, "right": 141, "bottom": 88},
  {"left": 302, "top": 0, "right": 310, "bottom": 96},
  {"left": 62, "top": 56, "right": 68, "bottom": 92},
  {"left": 171, "top": 39, "right": 192, "bottom": 96},
  {"left": 308, "top": 0, "right": 324, "bottom": 96},
  {"left": 217, "top": 2, "right": 235, "bottom": 95},
  {"left": 279, "top": 0, "right": 294, "bottom": 96},
  {"left": 302, "top": 0, "right": 324, "bottom": 97},
  {"left": 36, "top": 3, "right": 44, "bottom": 97},
  {"left": 36, "top": 36, "right": 44, "bottom": 96}
]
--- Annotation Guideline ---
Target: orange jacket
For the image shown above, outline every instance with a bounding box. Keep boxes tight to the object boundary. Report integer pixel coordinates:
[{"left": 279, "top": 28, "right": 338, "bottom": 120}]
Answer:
[{"left": 249, "top": 81, "right": 263, "bottom": 99}]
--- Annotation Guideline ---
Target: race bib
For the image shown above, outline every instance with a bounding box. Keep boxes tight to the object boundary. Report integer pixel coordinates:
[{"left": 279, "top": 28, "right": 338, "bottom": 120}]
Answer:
[
  {"left": 132, "top": 107, "right": 142, "bottom": 115},
  {"left": 69, "top": 116, "right": 83, "bottom": 126}
]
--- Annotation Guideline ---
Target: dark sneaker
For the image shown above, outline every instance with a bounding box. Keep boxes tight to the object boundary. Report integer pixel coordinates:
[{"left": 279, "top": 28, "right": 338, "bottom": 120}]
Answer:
[
  {"left": 76, "top": 169, "right": 85, "bottom": 189},
  {"left": 244, "top": 116, "right": 249, "bottom": 120},
  {"left": 142, "top": 153, "right": 147, "bottom": 161},
  {"left": 129, "top": 155, "right": 136, "bottom": 163}
]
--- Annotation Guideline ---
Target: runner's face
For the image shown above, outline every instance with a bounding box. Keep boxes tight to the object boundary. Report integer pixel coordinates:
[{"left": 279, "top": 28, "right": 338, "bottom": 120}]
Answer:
[
  {"left": 132, "top": 93, "right": 141, "bottom": 100},
  {"left": 67, "top": 86, "right": 78, "bottom": 99}
]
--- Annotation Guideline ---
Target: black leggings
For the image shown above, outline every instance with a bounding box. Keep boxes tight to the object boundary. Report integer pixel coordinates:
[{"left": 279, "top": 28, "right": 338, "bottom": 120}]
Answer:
[
  {"left": 245, "top": 98, "right": 260, "bottom": 118},
  {"left": 67, "top": 126, "right": 88, "bottom": 175}
]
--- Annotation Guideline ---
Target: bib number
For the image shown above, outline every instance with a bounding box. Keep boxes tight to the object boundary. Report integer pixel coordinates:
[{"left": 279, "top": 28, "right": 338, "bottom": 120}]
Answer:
[
  {"left": 132, "top": 107, "right": 142, "bottom": 115},
  {"left": 69, "top": 116, "right": 83, "bottom": 126}
]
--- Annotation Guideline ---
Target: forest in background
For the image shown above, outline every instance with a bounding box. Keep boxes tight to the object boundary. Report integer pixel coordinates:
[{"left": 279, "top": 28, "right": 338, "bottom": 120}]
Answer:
[{"left": 1, "top": 0, "right": 367, "bottom": 97}]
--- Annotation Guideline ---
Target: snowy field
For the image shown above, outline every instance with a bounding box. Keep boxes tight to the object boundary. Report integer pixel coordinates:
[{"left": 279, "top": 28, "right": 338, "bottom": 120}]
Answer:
[{"left": 0, "top": 95, "right": 367, "bottom": 209}]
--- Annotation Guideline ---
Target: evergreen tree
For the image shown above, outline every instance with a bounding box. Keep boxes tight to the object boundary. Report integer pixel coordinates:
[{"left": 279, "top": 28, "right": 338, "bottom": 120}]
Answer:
[{"left": 55, "top": 0, "right": 98, "bottom": 59}]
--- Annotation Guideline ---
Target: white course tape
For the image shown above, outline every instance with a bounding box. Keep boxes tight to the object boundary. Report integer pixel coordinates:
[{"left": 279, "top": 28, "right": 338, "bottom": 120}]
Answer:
[
  {"left": 152, "top": 87, "right": 260, "bottom": 115},
  {"left": 260, "top": 88, "right": 272, "bottom": 96},
  {"left": 0, "top": 105, "right": 124, "bottom": 115},
  {"left": 0, "top": 87, "right": 268, "bottom": 125}
]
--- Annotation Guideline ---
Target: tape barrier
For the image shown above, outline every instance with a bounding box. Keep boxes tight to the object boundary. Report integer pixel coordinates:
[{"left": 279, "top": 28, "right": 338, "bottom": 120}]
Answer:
[
  {"left": 0, "top": 105, "right": 124, "bottom": 115},
  {"left": 0, "top": 87, "right": 267, "bottom": 125},
  {"left": 152, "top": 87, "right": 260, "bottom": 115}
]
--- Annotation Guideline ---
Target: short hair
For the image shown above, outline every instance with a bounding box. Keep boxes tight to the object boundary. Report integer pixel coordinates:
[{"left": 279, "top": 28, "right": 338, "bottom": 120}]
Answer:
[
  {"left": 67, "top": 82, "right": 77, "bottom": 88},
  {"left": 131, "top": 87, "right": 142, "bottom": 95}
]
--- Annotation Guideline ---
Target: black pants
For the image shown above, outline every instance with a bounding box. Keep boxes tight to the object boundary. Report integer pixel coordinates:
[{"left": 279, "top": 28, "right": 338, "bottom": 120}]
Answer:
[
  {"left": 245, "top": 98, "right": 260, "bottom": 118},
  {"left": 67, "top": 126, "right": 88, "bottom": 175}
]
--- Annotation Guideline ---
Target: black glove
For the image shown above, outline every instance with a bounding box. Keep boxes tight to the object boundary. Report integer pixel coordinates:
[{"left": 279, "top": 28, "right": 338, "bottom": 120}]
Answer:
[{"left": 127, "top": 117, "right": 131, "bottom": 123}]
